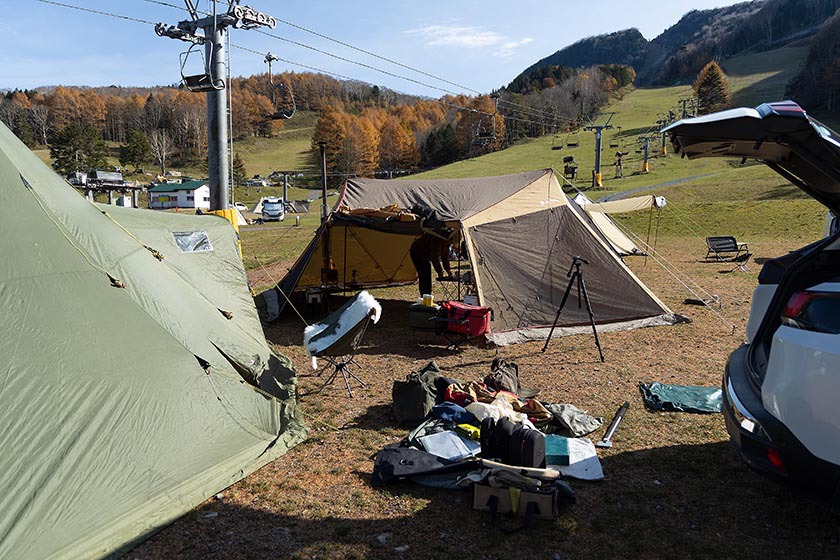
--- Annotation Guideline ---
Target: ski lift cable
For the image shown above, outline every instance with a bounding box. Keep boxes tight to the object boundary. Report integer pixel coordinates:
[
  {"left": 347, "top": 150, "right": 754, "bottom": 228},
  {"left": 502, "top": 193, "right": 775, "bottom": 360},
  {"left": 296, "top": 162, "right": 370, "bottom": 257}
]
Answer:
[
  {"left": 51, "top": 0, "right": 571, "bottom": 131},
  {"left": 38, "top": 0, "right": 157, "bottom": 24},
  {"left": 40, "top": 1, "right": 557, "bottom": 133},
  {"left": 143, "top": 0, "right": 477, "bottom": 97},
  {"left": 230, "top": 44, "right": 555, "bottom": 130},
  {"left": 495, "top": 99, "right": 579, "bottom": 124},
  {"left": 204, "top": 0, "right": 487, "bottom": 96}
]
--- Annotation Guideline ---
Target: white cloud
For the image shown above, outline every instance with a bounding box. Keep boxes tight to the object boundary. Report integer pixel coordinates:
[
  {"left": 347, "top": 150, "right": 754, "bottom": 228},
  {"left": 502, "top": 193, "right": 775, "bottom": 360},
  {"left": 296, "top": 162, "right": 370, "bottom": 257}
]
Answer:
[
  {"left": 406, "top": 25, "right": 504, "bottom": 48},
  {"left": 494, "top": 37, "right": 535, "bottom": 60}
]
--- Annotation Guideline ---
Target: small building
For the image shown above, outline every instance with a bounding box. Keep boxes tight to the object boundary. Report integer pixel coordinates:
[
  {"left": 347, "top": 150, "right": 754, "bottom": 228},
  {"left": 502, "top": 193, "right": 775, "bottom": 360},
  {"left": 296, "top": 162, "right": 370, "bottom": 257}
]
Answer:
[
  {"left": 148, "top": 179, "right": 211, "bottom": 210},
  {"left": 88, "top": 170, "right": 125, "bottom": 189}
]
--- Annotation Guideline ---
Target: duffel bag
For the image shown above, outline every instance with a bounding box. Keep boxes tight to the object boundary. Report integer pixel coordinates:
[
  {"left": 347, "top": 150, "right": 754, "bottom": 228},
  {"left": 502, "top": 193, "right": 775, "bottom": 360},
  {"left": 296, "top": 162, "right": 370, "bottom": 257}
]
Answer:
[{"left": 439, "top": 301, "right": 491, "bottom": 337}]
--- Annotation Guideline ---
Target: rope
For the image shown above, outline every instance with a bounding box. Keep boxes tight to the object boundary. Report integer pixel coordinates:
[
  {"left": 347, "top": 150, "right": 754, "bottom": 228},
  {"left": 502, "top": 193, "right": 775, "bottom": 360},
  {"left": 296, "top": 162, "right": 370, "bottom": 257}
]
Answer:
[
  {"left": 667, "top": 203, "right": 714, "bottom": 240},
  {"left": 251, "top": 253, "right": 310, "bottom": 327},
  {"left": 609, "top": 218, "right": 739, "bottom": 334},
  {"left": 99, "top": 209, "right": 165, "bottom": 260}
]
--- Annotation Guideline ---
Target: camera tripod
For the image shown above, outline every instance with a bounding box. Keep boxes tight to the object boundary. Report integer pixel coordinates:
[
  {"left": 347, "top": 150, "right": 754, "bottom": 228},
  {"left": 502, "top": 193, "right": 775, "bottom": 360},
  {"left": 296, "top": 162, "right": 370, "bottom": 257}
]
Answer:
[{"left": 541, "top": 256, "right": 605, "bottom": 362}]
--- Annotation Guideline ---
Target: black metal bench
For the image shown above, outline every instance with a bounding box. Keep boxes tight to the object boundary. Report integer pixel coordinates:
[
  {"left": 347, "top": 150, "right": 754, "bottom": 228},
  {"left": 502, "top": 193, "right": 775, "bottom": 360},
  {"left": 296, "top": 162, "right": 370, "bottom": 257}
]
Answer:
[{"left": 705, "top": 236, "right": 749, "bottom": 261}]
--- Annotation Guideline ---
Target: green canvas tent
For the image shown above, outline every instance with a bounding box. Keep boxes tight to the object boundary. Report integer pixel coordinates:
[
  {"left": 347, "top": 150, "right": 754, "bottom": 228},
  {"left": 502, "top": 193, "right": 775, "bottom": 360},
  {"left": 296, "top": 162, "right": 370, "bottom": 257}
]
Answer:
[{"left": 0, "top": 121, "right": 305, "bottom": 559}]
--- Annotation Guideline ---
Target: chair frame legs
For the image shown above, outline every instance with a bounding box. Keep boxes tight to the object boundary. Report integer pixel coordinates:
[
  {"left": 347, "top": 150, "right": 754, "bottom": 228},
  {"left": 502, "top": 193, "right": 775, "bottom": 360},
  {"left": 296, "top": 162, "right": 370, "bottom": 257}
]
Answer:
[{"left": 315, "top": 355, "right": 366, "bottom": 397}]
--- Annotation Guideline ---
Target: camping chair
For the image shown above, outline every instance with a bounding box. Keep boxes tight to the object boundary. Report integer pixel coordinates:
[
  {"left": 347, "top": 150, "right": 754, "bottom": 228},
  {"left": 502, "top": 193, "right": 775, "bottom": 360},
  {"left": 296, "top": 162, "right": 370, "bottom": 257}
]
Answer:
[
  {"left": 705, "top": 236, "right": 750, "bottom": 261},
  {"left": 303, "top": 291, "right": 381, "bottom": 397}
]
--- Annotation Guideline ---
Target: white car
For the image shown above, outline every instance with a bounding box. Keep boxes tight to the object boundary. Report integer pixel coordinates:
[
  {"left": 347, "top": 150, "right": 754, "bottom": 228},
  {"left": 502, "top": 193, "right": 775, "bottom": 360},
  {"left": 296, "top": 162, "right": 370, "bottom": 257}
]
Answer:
[{"left": 666, "top": 101, "right": 840, "bottom": 505}]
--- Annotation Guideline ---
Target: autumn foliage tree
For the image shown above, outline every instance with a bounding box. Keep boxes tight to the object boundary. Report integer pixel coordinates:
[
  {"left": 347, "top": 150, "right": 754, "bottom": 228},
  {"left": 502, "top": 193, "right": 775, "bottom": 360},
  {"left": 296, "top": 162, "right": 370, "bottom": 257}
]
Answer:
[
  {"left": 694, "top": 61, "right": 732, "bottom": 115},
  {"left": 378, "top": 116, "right": 418, "bottom": 171}
]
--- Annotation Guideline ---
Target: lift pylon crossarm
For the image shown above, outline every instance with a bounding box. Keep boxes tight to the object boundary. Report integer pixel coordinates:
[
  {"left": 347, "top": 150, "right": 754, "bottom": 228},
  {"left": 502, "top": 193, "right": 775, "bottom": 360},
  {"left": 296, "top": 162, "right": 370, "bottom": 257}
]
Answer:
[
  {"left": 155, "top": 23, "right": 204, "bottom": 44},
  {"left": 232, "top": 5, "right": 277, "bottom": 29}
]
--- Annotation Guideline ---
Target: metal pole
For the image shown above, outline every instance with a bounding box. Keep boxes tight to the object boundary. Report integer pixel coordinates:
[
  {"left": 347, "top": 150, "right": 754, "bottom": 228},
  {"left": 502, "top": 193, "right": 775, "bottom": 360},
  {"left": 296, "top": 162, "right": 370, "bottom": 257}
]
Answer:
[
  {"left": 205, "top": 23, "right": 229, "bottom": 211},
  {"left": 283, "top": 173, "right": 289, "bottom": 205},
  {"left": 318, "top": 141, "right": 328, "bottom": 223},
  {"left": 593, "top": 127, "right": 603, "bottom": 187}
]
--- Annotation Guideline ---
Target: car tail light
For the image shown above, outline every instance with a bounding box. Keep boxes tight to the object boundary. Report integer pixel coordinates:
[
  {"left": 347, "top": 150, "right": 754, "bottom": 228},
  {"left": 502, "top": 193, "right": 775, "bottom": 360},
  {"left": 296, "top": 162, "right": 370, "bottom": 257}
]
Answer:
[
  {"left": 766, "top": 447, "right": 784, "bottom": 470},
  {"left": 781, "top": 291, "right": 840, "bottom": 334}
]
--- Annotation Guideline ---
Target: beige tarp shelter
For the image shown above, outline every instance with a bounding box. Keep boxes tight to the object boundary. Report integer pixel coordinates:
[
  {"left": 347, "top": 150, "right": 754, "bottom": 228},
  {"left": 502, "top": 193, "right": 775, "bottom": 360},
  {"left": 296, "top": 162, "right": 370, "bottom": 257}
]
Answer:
[
  {"left": 572, "top": 193, "right": 667, "bottom": 256},
  {"left": 0, "top": 121, "right": 305, "bottom": 559},
  {"left": 273, "top": 169, "right": 680, "bottom": 345}
]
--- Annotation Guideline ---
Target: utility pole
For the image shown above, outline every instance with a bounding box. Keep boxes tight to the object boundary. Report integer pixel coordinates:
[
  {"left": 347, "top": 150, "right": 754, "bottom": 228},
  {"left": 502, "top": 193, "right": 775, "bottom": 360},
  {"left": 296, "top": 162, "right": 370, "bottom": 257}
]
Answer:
[
  {"left": 156, "top": 2, "right": 276, "bottom": 212},
  {"left": 584, "top": 112, "right": 615, "bottom": 188}
]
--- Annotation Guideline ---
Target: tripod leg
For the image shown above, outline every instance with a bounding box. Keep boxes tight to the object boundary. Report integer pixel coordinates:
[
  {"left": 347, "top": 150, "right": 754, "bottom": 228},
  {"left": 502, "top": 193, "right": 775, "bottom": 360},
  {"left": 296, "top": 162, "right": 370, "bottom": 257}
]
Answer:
[
  {"left": 578, "top": 274, "right": 605, "bottom": 362},
  {"left": 541, "top": 272, "right": 578, "bottom": 353}
]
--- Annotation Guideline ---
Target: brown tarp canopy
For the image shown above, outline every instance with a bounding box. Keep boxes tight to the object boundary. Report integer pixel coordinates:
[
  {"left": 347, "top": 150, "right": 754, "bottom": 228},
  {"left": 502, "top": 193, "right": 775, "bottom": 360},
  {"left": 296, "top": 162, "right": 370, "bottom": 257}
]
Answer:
[{"left": 272, "top": 169, "right": 679, "bottom": 345}]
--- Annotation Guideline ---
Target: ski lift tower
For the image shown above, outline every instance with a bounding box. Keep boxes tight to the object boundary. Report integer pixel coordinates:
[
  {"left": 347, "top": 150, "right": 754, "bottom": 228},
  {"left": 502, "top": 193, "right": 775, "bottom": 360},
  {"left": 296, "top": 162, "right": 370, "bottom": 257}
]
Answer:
[
  {"left": 584, "top": 112, "right": 615, "bottom": 188},
  {"left": 156, "top": 2, "right": 276, "bottom": 212}
]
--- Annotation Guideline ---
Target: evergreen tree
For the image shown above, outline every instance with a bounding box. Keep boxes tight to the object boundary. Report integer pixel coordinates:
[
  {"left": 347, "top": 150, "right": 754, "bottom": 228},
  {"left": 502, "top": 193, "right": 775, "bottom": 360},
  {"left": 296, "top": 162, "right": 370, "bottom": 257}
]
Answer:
[
  {"left": 694, "top": 61, "right": 732, "bottom": 115},
  {"left": 49, "top": 123, "right": 108, "bottom": 174},
  {"left": 15, "top": 112, "right": 37, "bottom": 148},
  {"left": 119, "top": 129, "right": 151, "bottom": 172},
  {"left": 232, "top": 152, "right": 247, "bottom": 185},
  {"left": 421, "top": 124, "right": 460, "bottom": 168}
]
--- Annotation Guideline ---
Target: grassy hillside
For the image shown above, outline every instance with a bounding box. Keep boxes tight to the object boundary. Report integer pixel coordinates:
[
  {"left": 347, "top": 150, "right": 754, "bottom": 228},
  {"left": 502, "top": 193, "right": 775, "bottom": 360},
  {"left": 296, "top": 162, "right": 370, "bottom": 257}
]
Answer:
[{"left": 722, "top": 45, "right": 809, "bottom": 107}]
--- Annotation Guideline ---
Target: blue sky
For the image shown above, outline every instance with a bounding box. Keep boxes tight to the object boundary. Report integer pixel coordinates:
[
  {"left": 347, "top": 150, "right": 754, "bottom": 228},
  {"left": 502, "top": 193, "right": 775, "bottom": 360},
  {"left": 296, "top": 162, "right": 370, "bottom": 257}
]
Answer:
[{"left": 3, "top": 0, "right": 745, "bottom": 96}]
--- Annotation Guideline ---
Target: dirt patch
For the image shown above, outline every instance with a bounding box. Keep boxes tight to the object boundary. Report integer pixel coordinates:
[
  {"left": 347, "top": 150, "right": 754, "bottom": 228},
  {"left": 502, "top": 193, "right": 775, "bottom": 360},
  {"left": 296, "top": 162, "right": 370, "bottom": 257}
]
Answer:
[{"left": 130, "top": 237, "right": 840, "bottom": 560}]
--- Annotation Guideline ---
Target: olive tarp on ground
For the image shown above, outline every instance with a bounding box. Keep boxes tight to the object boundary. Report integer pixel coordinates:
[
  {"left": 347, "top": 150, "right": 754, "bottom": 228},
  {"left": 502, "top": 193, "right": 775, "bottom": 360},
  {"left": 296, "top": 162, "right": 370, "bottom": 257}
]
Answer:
[
  {"left": 0, "top": 121, "right": 306, "bottom": 560},
  {"left": 272, "top": 169, "right": 680, "bottom": 345}
]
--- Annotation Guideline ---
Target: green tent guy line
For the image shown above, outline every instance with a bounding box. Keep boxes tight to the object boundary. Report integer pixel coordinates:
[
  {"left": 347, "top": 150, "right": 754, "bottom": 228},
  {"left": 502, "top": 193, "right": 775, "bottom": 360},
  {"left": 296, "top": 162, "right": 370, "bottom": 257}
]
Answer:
[{"left": 0, "top": 120, "right": 305, "bottom": 560}]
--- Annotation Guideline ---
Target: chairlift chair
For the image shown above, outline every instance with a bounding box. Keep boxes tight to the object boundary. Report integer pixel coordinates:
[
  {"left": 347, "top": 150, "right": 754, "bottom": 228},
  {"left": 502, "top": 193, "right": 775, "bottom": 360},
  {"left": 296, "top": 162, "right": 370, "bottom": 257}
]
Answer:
[
  {"left": 179, "top": 44, "right": 224, "bottom": 93},
  {"left": 265, "top": 53, "right": 296, "bottom": 120},
  {"left": 609, "top": 127, "right": 622, "bottom": 149},
  {"left": 562, "top": 155, "right": 578, "bottom": 179},
  {"left": 472, "top": 115, "right": 496, "bottom": 146},
  {"left": 566, "top": 130, "right": 580, "bottom": 148},
  {"left": 551, "top": 133, "right": 564, "bottom": 151}
]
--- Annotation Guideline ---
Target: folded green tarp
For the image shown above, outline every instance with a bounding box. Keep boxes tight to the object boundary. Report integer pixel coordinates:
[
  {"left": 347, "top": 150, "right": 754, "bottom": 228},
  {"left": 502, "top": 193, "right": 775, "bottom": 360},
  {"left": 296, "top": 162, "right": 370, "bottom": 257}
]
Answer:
[{"left": 638, "top": 382, "right": 722, "bottom": 413}]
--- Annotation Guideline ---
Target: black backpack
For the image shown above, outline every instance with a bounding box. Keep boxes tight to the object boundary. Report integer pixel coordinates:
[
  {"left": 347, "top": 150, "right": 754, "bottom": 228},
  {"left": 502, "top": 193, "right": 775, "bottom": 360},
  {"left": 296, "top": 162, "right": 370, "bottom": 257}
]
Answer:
[{"left": 480, "top": 416, "right": 546, "bottom": 468}]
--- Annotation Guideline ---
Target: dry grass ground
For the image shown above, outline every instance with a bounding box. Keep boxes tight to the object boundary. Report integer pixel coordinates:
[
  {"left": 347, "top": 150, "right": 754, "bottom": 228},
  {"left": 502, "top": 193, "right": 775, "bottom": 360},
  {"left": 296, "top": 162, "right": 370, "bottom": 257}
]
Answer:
[{"left": 129, "top": 233, "right": 840, "bottom": 560}]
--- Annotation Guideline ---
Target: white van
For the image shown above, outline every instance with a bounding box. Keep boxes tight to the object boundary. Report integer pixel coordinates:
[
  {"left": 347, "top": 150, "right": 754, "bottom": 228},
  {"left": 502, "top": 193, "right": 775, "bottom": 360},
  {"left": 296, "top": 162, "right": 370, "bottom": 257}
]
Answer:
[{"left": 261, "top": 197, "right": 285, "bottom": 222}]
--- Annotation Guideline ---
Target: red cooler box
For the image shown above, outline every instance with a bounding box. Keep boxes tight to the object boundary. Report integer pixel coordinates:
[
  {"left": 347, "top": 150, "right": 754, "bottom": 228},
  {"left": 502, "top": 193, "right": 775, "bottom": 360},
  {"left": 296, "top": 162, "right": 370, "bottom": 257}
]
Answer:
[{"left": 439, "top": 301, "right": 492, "bottom": 337}]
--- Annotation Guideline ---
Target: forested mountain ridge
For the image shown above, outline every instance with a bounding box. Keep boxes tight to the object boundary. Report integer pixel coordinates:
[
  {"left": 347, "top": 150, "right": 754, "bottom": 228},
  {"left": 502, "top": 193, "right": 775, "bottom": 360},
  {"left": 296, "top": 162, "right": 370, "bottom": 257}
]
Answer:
[{"left": 515, "top": 0, "right": 840, "bottom": 87}]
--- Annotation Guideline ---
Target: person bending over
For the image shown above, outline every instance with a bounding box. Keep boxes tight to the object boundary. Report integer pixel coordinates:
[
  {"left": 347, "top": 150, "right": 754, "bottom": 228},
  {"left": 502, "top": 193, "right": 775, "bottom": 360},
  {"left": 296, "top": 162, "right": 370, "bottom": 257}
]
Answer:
[{"left": 410, "top": 232, "right": 453, "bottom": 296}]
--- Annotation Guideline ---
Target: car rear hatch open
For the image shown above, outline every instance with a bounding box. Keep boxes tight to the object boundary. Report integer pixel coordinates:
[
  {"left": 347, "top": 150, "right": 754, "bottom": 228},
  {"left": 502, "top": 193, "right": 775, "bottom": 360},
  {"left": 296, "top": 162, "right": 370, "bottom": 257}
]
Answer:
[
  {"left": 664, "top": 101, "right": 840, "bottom": 214},
  {"left": 664, "top": 101, "right": 840, "bottom": 382}
]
